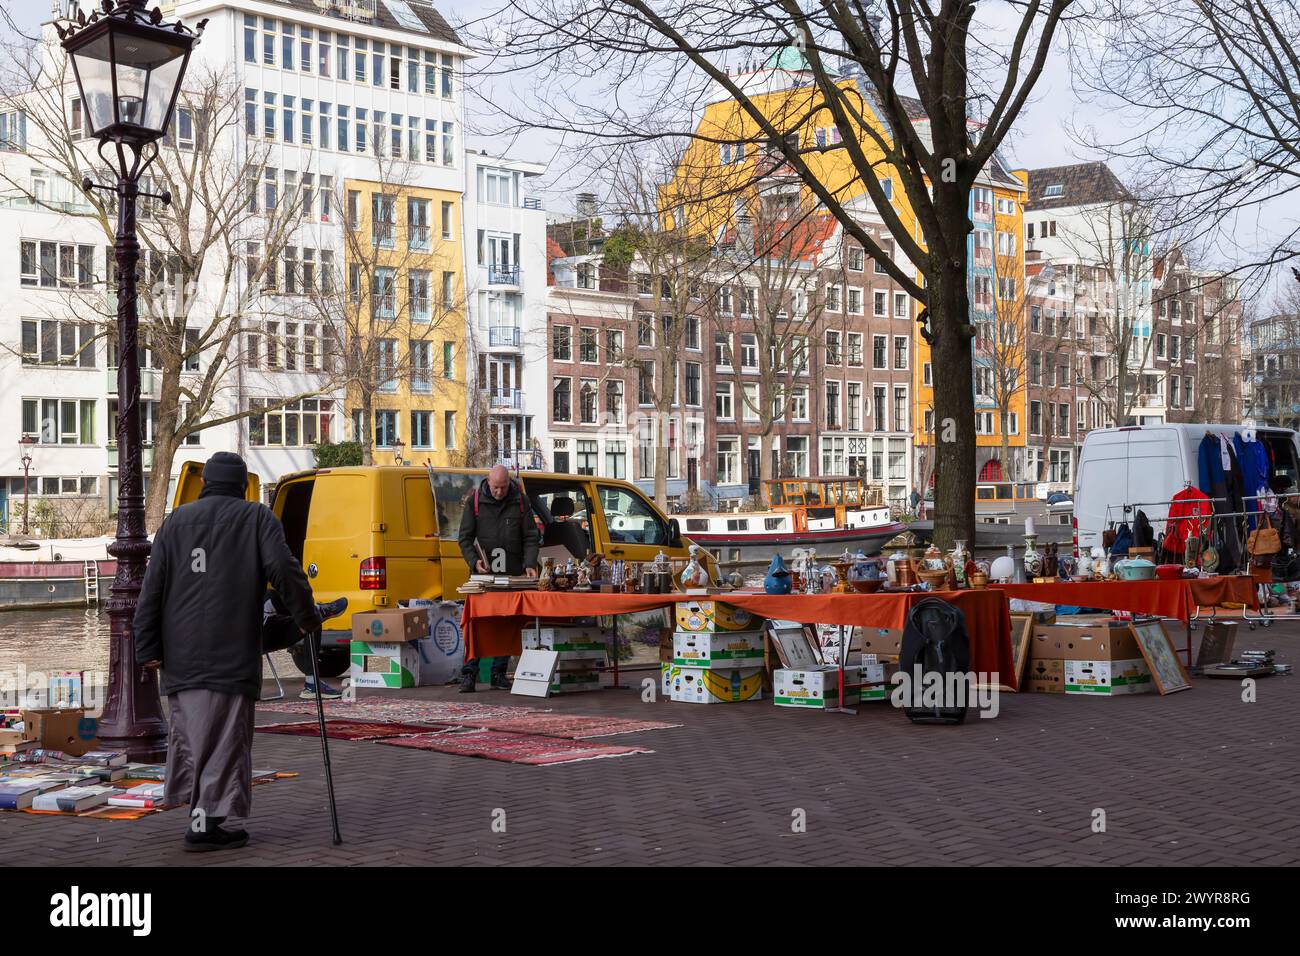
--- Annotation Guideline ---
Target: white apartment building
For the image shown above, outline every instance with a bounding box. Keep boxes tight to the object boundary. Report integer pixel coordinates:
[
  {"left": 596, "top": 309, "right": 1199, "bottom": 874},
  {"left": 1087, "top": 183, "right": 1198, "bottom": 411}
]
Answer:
[
  {"left": 461, "top": 148, "right": 549, "bottom": 469},
  {"left": 0, "top": 0, "right": 471, "bottom": 529}
]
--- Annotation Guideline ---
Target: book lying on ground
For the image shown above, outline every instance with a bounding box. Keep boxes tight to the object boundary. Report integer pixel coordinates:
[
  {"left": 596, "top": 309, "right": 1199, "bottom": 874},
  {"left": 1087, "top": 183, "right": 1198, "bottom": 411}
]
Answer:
[
  {"left": 57, "top": 764, "right": 126, "bottom": 783},
  {"left": 0, "top": 774, "right": 71, "bottom": 792},
  {"left": 71, "top": 751, "right": 128, "bottom": 768},
  {"left": 123, "top": 764, "right": 167, "bottom": 781},
  {"left": 4, "top": 749, "right": 70, "bottom": 764},
  {"left": 107, "top": 783, "right": 167, "bottom": 809},
  {"left": 0, "top": 782, "right": 49, "bottom": 810},
  {"left": 32, "top": 786, "right": 119, "bottom": 813}
]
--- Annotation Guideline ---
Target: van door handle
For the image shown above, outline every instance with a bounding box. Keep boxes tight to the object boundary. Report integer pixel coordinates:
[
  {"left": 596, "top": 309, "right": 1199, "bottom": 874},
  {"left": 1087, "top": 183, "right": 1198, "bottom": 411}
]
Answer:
[{"left": 608, "top": 548, "right": 624, "bottom": 555}]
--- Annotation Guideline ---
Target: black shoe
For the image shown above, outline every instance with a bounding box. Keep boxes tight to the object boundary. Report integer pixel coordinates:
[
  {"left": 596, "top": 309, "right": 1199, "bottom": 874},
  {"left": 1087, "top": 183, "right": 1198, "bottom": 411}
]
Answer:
[
  {"left": 490, "top": 677, "right": 512, "bottom": 690},
  {"left": 183, "top": 825, "right": 250, "bottom": 853},
  {"left": 458, "top": 681, "right": 476, "bottom": 694},
  {"left": 316, "top": 597, "right": 349, "bottom": 624}
]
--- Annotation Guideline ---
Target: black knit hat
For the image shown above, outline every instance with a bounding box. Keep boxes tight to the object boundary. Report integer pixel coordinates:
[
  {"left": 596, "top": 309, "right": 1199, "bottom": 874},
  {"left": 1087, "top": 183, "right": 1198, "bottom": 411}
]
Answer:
[{"left": 203, "top": 451, "right": 248, "bottom": 489}]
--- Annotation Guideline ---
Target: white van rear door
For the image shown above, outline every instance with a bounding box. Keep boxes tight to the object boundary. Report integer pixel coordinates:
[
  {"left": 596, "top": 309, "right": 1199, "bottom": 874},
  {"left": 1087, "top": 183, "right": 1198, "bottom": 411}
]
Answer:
[
  {"left": 1076, "top": 431, "right": 1129, "bottom": 550},
  {"left": 1126, "top": 428, "right": 1183, "bottom": 537}
]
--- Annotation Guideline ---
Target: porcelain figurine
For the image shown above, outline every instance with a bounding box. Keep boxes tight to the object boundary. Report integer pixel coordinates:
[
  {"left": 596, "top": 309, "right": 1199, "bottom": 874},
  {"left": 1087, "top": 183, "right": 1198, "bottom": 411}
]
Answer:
[
  {"left": 537, "top": 557, "right": 554, "bottom": 591},
  {"left": 764, "top": 554, "right": 792, "bottom": 595},
  {"left": 680, "top": 545, "right": 709, "bottom": 589},
  {"left": 950, "top": 539, "right": 969, "bottom": 586}
]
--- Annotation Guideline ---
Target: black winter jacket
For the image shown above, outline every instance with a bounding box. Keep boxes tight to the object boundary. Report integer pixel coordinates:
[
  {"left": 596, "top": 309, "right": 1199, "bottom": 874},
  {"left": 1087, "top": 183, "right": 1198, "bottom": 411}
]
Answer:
[
  {"left": 134, "top": 495, "right": 319, "bottom": 699},
  {"left": 457, "top": 478, "right": 540, "bottom": 575}
]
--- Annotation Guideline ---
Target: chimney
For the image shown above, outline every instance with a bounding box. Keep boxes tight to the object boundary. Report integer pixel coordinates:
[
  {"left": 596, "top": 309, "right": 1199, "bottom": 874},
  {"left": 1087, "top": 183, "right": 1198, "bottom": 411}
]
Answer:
[
  {"left": 736, "top": 213, "right": 754, "bottom": 255},
  {"left": 575, "top": 192, "right": 598, "bottom": 217}
]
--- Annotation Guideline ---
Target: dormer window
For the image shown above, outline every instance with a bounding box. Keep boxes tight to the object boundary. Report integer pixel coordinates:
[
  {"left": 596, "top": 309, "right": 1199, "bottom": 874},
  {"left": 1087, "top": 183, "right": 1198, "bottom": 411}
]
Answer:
[{"left": 1043, "top": 184, "right": 1064, "bottom": 198}]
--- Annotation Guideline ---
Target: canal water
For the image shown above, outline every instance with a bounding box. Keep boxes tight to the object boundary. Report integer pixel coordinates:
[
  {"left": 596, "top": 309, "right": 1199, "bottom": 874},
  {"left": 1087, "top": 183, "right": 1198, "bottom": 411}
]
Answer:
[{"left": 0, "top": 606, "right": 298, "bottom": 684}]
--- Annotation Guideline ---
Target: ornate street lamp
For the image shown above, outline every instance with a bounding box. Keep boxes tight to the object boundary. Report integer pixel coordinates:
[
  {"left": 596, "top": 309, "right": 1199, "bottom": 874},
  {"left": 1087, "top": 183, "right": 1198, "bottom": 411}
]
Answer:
[
  {"left": 18, "top": 436, "right": 35, "bottom": 536},
  {"left": 59, "top": 0, "right": 205, "bottom": 761},
  {"left": 391, "top": 438, "right": 407, "bottom": 467}
]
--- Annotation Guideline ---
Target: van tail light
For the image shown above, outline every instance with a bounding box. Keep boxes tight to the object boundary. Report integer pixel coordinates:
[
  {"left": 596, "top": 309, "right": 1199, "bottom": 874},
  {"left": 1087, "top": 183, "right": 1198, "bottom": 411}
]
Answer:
[
  {"left": 360, "top": 557, "right": 387, "bottom": 590},
  {"left": 1071, "top": 516, "right": 1079, "bottom": 558}
]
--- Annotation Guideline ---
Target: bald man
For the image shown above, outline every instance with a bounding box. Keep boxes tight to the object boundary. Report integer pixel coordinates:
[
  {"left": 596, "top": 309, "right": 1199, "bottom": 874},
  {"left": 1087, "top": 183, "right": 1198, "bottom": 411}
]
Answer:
[{"left": 457, "top": 465, "right": 539, "bottom": 691}]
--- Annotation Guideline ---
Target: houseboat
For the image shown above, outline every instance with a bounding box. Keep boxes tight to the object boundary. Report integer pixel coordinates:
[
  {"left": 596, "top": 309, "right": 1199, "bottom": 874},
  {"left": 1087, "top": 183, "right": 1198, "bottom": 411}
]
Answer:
[{"left": 678, "top": 477, "right": 906, "bottom": 566}]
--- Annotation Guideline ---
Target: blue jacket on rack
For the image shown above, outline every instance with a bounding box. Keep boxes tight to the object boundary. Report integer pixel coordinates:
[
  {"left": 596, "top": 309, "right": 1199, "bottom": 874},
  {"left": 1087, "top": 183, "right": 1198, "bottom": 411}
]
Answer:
[
  {"left": 1197, "top": 434, "right": 1226, "bottom": 498},
  {"left": 1234, "top": 434, "right": 1270, "bottom": 530}
]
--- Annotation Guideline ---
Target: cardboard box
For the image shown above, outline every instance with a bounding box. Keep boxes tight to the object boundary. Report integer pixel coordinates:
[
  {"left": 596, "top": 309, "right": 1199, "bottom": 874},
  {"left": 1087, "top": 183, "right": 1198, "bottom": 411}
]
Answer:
[
  {"left": 773, "top": 666, "right": 863, "bottom": 708},
  {"left": 410, "top": 601, "right": 466, "bottom": 685},
  {"left": 549, "top": 670, "right": 602, "bottom": 694},
  {"left": 671, "top": 630, "right": 765, "bottom": 668},
  {"left": 1025, "top": 658, "right": 1064, "bottom": 694},
  {"left": 1064, "top": 658, "right": 1152, "bottom": 696},
  {"left": 674, "top": 601, "right": 762, "bottom": 633},
  {"left": 350, "top": 640, "right": 424, "bottom": 689},
  {"left": 859, "top": 628, "right": 902, "bottom": 660},
  {"left": 522, "top": 626, "right": 610, "bottom": 652},
  {"left": 21, "top": 708, "right": 99, "bottom": 756},
  {"left": 666, "top": 665, "right": 763, "bottom": 703},
  {"left": 553, "top": 647, "right": 608, "bottom": 666},
  {"left": 1034, "top": 622, "right": 1137, "bottom": 662},
  {"left": 351, "top": 609, "right": 429, "bottom": 644}
]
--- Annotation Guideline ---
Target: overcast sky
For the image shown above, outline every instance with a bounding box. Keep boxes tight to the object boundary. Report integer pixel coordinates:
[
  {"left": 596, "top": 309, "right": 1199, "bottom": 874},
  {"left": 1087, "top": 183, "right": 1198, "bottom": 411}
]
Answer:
[{"left": 6, "top": 0, "right": 1293, "bottom": 306}]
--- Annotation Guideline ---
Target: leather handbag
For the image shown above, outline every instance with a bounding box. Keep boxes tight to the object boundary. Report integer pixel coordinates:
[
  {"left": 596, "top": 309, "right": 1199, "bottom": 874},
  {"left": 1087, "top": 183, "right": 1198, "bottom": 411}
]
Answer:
[{"left": 1247, "top": 512, "right": 1281, "bottom": 557}]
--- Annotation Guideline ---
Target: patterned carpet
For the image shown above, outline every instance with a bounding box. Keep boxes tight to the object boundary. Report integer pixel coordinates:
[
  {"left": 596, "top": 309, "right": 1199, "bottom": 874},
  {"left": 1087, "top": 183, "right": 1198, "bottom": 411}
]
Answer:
[
  {"left": 448, "top": 714, "right": 681, "bottom": 739},
  {"left": 377, "top": 730, "right": 653, "bottom": 766},
  {"left": 255, "top": 720, "right": 442, "bottom": 741},
  {"left": 256, "top": 698, "right": 539, "bottom": 724}
]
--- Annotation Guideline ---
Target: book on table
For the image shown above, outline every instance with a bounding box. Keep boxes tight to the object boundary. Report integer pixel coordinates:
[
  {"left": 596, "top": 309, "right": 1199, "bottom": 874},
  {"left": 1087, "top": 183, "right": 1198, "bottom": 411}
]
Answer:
[{"left": 0, "top": 782, "right": 51, "bottom": 810}]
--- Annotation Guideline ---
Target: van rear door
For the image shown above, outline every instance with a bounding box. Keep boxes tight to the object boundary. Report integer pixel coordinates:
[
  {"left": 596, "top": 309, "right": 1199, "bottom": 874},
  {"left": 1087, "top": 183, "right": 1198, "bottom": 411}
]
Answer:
[
  {"left": 1075, "top": 431, "right": 1130, "bottom": 551},
  {"left": 1125, "top": 427, "right": 1183, "bottom": 536},
  {"left": 171, "top": 460, "right": 261, "bottom": 509},
  {"left": 294, "top": 472, "right": 376, "bottom": 637},
  {"left": 382, "top": 470, "right": 441, "bottom": 603}
]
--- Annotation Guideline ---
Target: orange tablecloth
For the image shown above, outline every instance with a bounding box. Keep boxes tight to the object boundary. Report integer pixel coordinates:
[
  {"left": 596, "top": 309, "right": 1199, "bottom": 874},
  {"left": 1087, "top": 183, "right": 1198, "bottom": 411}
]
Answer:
[
  {"left": 991, "top": 575, "right": 1257, "bottom": 625},
  {"left": 461, "top": 589, "right": 1016, "bottom": 688}
]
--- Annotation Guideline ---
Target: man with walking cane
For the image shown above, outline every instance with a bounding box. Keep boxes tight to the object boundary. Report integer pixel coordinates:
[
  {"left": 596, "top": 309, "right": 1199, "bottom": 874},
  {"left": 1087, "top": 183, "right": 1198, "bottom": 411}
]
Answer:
[{"left": 135, "top": 452, "right": 346, "bottom": 852}]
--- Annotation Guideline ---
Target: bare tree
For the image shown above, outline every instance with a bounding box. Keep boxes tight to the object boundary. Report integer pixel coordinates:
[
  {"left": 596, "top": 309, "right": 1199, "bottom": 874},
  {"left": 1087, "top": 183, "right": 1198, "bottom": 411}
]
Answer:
[
  {"left": 985, "top": 247, "right": 1028, "bottom": 480},
  {"left": 1, "top": 44, "right": 325, "bottom": 527},
  {"left": 714, "top": 189, "right": 829, "bottom": 505},
  {"left": 476, "top": 0, "right": 1074, "bottom": 545},
  {"left": 1077, "top": 0, "right": 1300, "bottom": 274}
]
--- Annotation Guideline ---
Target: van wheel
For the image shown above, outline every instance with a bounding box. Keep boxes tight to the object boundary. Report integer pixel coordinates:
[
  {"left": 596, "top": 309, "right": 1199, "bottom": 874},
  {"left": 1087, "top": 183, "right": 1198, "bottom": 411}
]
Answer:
[{"left": 290, "top": 642, "right": 350, "bottom": 679}]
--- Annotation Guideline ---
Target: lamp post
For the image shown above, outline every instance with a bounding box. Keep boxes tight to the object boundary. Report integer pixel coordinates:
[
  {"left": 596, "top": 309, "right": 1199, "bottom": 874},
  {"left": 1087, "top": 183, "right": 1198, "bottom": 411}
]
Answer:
[
  {"left": 18, "top": 437, "right": 35, "bottom": 536},
  {"left": 60, "top": 0, "right": 204, "bottom": 762}
]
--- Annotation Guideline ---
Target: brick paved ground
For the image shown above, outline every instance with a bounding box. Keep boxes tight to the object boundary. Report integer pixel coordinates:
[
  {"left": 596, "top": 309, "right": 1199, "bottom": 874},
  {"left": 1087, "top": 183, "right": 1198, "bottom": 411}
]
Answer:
[{"left": 5, "top": 618, "right": 1300, "bottom": 867}]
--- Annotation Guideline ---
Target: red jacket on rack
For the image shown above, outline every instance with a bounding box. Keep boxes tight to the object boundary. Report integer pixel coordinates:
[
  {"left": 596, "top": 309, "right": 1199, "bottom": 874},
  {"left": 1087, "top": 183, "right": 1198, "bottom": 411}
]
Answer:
[{"left": 1164, "top": 486, "right": 1213, "bottom": 554}]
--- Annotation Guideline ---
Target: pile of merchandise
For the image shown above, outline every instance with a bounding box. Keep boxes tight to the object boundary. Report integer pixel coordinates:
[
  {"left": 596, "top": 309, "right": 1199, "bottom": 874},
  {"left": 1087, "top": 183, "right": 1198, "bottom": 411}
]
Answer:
[
  {"left": 0, "top": 750, "right": 162, "bottom": 812},
  {"left": 350, "top": 604, "right": 464, "bottom": 689},
  {"left": 661, "top": 601, "right": 766, "bottom": 704}
]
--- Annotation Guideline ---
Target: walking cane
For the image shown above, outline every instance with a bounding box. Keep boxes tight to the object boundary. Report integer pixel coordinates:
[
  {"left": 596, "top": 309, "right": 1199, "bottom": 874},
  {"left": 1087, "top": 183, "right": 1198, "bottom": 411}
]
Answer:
[{"left": 307, "top": 627, "right": 342, "bottom": 846}]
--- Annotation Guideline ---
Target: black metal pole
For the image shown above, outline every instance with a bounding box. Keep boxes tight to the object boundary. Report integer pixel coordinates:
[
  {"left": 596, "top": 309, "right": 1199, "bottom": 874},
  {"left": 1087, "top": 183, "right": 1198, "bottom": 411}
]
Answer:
[
  {"left": 21, "top": 453, "right": 31, "bottom": 536},
  {"left": 307, "top": 630, "right": 342, "bottom": 845},
  {"left": 97, "top": 173, "right": 168, "bottom": 761}
]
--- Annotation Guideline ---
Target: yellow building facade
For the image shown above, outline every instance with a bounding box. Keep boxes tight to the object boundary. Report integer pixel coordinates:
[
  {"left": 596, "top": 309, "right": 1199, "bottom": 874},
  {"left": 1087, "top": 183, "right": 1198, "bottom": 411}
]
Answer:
[{"left": 343, "top": 179, "right": 466, "bottom": 466}]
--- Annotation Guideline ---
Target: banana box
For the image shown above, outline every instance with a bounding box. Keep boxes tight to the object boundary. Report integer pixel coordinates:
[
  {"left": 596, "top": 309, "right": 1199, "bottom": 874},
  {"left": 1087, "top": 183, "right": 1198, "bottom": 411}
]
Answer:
[
  {"left": 671, "top": 630, "right": 765, "bottom": 669},
  {"left": 522, "top": 626, "right": 610, "bottom": 652},
  {"left": 774, "top": 666, "right": 862, "bottom": 708},
  {"left": 665, "top": 665, "right": 764, "bottom": 704},
  {"left": 549, "top": 670, "right": 602, "bottom": 694},
  {"left": 674, "top": 601, "right": 761, "bottom": 633},
  {"left": 1063, "top": 659, "right": 1152, "bottom": 696}
]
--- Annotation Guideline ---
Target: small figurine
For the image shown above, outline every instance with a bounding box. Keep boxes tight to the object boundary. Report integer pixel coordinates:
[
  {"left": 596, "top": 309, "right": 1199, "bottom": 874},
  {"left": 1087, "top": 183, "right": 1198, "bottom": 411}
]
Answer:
[
  {"left": 575, "top": 561, "right": 592, "bottom": 591},
  {"left": 537, "top": 557, "right": 554, "bottom": 591},
  {"left": 727, "top": 570, "right": 744, "bottom": 589}
]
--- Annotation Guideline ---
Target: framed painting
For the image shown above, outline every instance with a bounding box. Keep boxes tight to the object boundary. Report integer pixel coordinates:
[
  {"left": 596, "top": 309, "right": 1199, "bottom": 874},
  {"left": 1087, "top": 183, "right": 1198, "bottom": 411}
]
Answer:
[{"left": 1130, "top": 620, "right": 1192, "bottom": 695}]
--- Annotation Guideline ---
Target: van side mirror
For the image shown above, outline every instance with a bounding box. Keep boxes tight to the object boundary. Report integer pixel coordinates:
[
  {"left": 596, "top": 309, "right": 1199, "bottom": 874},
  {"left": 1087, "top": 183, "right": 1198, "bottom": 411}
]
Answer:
[{"left": 668, "top": 518, "right": 683, "bottom": 548}]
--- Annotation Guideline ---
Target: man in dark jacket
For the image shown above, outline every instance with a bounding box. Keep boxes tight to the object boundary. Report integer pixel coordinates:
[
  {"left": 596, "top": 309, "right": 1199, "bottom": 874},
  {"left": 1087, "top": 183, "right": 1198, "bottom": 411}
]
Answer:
[
  {"left": 134, "top": 452, "right": 322, "bottom": 851},
  {"left": 457, "top": 465, "right": 539, "bottom": 691}
]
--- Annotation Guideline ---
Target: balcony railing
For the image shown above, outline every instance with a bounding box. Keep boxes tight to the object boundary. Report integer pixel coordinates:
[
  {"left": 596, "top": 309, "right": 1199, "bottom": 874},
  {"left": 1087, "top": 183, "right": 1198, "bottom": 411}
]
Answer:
[
  {"left": 488, "top": 265, "right": 521, "bottom": 286},
  {"left": 485, "top": 387, "right": 523, "bottom": 410},
  {"left": 411, "top": 370, "right": 433, "bottom": 393},
  {"left": 408, "top": 225, "right": 431, "bottom": 250},
  {"left": 523, "top": 197, "right": 542, "bottom": 210},
  {"left": 488, "top": 326, "right": 521, "bottom": 348}
]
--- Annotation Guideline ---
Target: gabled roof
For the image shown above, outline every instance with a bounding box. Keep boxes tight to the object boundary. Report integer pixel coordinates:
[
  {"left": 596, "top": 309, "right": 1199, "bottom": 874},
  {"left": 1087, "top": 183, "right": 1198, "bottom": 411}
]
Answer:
[
  {"left": 1023, "top": 162, "right": 1131, "bottom": 211},
  {"left": 717, "top": 210, "right": 839, "bottom": 265}
]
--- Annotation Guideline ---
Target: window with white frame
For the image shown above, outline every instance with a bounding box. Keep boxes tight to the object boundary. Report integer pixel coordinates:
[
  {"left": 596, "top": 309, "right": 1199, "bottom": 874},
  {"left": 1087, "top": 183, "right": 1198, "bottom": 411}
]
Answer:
[
  {"left": 715, "top": 382, "right": 734, "bottom": 420},
  {"left": 716, "top": 438, "right": 740, "bottom": 484}
]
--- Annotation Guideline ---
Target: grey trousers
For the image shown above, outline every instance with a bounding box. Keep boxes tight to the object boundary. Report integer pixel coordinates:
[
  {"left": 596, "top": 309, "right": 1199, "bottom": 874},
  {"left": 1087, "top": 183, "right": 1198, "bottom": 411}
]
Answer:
[{"left": 164, "top": 688, "right": 255, "bottom": 826}]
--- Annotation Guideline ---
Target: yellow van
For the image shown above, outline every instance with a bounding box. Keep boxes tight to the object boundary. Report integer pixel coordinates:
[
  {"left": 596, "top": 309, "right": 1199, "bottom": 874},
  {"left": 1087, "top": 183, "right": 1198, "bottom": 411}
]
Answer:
[{"left": 173, "top": 464, "right": 705, "bottom": 676}]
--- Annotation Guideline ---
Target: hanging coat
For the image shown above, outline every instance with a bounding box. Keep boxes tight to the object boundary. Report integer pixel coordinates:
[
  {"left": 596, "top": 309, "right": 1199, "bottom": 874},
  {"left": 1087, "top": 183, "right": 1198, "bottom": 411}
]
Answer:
[
  {"left": 1233, "top": 433, "right": 1270, "bottom": 531},
  {"left": 1164, "top": 487, "right": 1213, "bottom": 555}
]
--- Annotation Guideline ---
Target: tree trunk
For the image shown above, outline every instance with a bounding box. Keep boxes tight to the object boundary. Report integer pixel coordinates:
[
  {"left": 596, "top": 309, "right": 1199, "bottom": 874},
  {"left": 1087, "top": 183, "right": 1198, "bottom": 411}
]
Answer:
[
  {"left": 928, "top": 263, "right": 976, "bottom": 549},
  {"left": 758, "top": 428, "right": 773, "bottom": 507},
  {"left": 359, "top": 389, "right": 374, "bottom": 466},
  {"left": 654, "top": 408, "right": 669, "bottom": 512},
  {"left": 144, "top": 371, "right": 183, "bottom": 530},
  {"left": 1000, "top": 415, "right": 1010, "bottom": 484}
]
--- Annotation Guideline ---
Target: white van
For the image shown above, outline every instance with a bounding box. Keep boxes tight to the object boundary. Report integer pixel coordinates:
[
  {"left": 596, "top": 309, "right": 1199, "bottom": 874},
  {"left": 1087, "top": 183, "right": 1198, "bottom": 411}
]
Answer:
[{"left": 1074, "top": 424, "right": 1300, "bottom": 551}]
